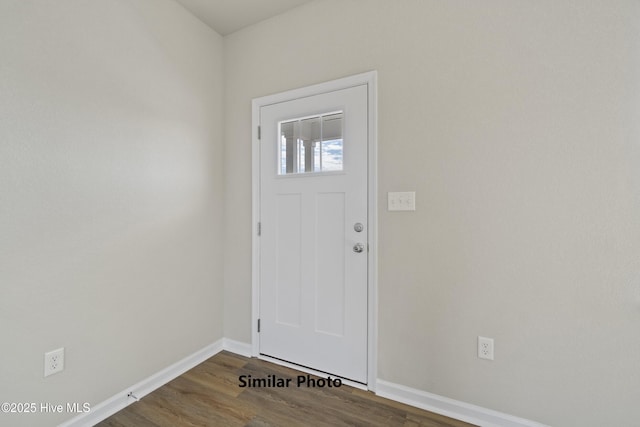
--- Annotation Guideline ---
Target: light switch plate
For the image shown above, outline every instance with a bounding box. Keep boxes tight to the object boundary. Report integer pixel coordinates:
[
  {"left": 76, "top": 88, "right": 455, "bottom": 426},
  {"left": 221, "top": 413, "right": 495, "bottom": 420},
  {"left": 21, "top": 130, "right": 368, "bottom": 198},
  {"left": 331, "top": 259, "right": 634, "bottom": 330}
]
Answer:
[{"left": 388, "top": 192, "right": 416, "bottom": 211}]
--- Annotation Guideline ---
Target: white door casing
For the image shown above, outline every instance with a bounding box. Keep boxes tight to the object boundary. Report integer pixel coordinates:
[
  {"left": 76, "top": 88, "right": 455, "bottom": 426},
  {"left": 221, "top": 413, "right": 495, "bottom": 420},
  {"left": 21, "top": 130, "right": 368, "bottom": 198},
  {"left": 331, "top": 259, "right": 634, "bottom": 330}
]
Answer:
[{"left": 251, "top": 72, "right": 377, "bottom": 388}]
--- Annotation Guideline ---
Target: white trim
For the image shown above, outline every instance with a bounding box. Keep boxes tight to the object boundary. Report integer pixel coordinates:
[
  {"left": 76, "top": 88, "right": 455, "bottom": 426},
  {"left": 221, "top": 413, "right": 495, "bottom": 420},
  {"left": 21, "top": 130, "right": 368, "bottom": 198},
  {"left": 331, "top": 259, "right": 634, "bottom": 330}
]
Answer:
[
  {"left": 58, "top": 340, "right": 224, "bottom": 427},
  {"left": 251, "top": 90, "right": 261, "bottom": 359},
  {"left": 223, "top": 338, "right": 253, "bottom": 357},
  {"left": 366, "top": 71, "right": 378, "bottom": 392},
  {"left": 251, "top": 71, "right": 378, "bottom": 390},
  {"left": 376, "top": 380, "right": 549, "bottom": 427},
  {"left": 57, "top": 340, "right": 547, "bottom": 427}
]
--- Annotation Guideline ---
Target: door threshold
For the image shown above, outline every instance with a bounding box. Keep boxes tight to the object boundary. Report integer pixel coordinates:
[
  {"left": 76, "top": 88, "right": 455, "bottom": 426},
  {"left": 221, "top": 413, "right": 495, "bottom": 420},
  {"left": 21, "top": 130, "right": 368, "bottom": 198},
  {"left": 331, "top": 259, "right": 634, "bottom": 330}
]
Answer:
[{"left": 257, "top": 354, "right": 369, "bottom": 391}]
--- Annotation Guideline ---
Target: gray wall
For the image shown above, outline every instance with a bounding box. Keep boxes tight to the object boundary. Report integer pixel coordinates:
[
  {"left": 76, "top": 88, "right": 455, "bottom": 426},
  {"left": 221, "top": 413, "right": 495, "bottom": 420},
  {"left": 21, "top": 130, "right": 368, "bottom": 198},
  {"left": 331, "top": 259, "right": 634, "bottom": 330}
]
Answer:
[
  {"left": 223, "top": 1, "right": 640, "bottom": 426},
  {"left": 0, "top": 1, "right": 224, "bottom": 426}
]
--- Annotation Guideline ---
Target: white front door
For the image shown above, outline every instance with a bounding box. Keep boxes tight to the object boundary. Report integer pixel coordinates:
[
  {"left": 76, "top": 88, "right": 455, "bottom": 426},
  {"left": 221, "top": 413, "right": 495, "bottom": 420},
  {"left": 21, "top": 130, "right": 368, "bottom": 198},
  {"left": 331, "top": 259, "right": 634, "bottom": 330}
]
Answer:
[{"left": 259, "top": 84, "right": 368, "bottom": 383}]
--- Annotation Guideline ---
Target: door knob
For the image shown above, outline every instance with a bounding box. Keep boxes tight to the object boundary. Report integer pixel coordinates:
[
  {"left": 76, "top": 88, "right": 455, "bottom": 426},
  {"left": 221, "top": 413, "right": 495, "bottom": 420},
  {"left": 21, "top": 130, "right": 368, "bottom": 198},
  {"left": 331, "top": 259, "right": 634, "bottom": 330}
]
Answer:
[{"left": 353, "top": 243, "right": 365, "bottom": 253}]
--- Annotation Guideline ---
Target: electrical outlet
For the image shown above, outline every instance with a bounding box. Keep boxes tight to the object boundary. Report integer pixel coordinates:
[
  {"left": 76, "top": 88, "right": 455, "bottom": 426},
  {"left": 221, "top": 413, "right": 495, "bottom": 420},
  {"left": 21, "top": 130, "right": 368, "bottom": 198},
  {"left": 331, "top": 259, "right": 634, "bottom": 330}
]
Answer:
[
  {"left": 44, "top": 348, "right": 64, "bottom": 377},
  {"left": 478, "top": 337, "right": 494, "bottom": 360}
]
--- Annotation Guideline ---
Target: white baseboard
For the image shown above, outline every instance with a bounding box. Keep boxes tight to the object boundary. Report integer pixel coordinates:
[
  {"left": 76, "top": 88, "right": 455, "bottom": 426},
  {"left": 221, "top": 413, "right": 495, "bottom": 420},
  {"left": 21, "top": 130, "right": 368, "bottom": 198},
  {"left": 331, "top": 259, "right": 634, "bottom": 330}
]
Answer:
[
  {"left": 58, "top": 339, "right": 548, "bottom": 427},
  {"left": 58, "top": 339, "right": 224, "bottom": 427},
  {"left": 376, "top": 379, "right": 548, "bottom": 427},
  {"left": 222, "top": 338, "right": 252, "bottom": 357}
]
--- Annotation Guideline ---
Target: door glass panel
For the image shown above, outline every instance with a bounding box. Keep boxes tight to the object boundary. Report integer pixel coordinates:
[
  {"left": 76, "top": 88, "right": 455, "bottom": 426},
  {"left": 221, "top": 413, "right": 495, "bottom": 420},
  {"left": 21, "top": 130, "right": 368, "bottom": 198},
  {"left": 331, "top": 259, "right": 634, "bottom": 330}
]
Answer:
[{"left": 278, "top": 111, "right": 343, "bottom": 175}]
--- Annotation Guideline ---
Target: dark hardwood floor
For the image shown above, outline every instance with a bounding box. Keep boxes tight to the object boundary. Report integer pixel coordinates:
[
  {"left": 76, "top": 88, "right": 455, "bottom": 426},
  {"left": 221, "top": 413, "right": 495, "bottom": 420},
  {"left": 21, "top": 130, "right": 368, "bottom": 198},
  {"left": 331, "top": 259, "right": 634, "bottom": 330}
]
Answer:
[{"left": 97, "top": 351, "right": 476, "bottom": 427}]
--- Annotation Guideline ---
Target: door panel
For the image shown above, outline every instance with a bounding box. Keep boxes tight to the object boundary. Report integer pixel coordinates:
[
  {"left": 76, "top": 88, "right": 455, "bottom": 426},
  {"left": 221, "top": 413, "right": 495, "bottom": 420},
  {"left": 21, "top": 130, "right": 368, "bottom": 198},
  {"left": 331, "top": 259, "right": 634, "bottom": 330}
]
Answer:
[
  {"left": 275, "top": 193, "right": 302, "bottom": 327},
  {"left": 315, "top": 191, "right": 346, "bottom": 336},
  {"left": 259, "top": 84, "right": 368, "bottom": 383}
]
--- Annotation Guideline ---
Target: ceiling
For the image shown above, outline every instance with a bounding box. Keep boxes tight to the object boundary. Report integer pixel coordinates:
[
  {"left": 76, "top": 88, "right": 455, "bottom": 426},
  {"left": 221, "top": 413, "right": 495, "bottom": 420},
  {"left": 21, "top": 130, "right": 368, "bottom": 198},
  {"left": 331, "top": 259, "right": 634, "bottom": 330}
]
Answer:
[{"left": 174, "top": 0, "right": 314, "bottom": 36}]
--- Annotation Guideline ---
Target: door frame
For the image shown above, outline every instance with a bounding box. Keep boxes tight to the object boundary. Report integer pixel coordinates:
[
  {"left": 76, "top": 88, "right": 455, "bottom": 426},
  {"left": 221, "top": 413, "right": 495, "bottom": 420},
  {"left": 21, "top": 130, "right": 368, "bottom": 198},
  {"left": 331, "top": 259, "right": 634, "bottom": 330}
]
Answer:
[{"left": 251, "top": 71, "right": 378, "bottom": 390}]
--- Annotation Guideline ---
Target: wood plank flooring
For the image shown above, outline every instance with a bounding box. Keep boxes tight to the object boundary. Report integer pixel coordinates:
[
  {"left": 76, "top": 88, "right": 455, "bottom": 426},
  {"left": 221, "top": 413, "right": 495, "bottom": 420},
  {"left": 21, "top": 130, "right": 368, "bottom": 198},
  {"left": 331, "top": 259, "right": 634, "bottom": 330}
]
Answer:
[{"left": 97, "top": 351, "right": 476, "bottom": 427}]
